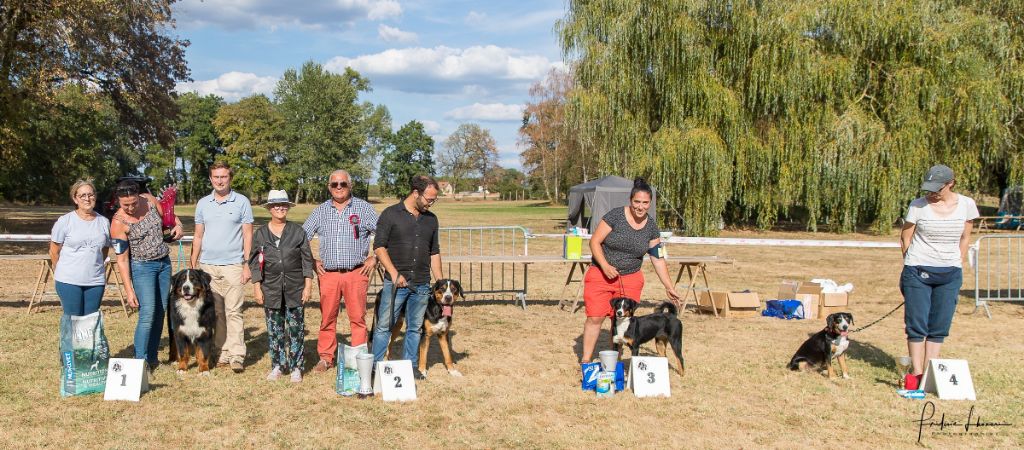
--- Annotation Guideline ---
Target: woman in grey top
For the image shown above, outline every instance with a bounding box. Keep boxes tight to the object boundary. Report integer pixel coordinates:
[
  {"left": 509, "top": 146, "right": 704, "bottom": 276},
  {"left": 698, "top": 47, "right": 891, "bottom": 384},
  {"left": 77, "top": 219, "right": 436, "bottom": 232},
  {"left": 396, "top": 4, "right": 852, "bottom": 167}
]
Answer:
[
  {"left": 110, "top": 180, "right": 183, "bottom": 370},
  {"left": 579, "top": 178, "right": 680, "bottom": 364},
  {"left": 249, "top": 190, "right": 314, "bottom": 382},
  {"left": 50, "top": 179, "right": 111, "bottom": 316}
]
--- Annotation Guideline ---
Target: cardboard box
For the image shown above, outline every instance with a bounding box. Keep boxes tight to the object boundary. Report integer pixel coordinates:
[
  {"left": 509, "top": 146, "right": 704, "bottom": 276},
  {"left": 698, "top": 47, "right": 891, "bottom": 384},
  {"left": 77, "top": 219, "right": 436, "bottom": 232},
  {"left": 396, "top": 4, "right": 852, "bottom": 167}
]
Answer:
[
  {"left": 795, "top": 293, "right": 818, "bottom": 320},
  {"left": 698, "top": 291, "right": 761, "bottom": 318},
  {"left": 563, "top": 235, "right": 583, "bottom": 260},
  {"left": 795, "top": 282, "right": 852, "bottom": 318}
]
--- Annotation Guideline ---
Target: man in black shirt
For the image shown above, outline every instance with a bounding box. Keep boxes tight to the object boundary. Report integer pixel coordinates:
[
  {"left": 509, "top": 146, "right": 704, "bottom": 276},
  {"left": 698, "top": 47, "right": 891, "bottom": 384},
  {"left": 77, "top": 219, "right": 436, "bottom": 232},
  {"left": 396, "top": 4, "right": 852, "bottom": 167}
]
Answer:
[{"left": 371, "top": 175, "right": 443, "bottom": 377}]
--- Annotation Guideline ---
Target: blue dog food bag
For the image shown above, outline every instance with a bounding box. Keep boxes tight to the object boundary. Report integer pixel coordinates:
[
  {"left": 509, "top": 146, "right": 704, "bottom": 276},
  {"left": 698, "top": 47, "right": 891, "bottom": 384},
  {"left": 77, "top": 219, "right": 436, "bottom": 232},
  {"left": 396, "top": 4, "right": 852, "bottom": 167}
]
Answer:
[
  {"left": 581, "top": 362, "right": 601, "bottom": 391},
  {"left": 59, "top": 312, "right": 109, "bottom": 397}
]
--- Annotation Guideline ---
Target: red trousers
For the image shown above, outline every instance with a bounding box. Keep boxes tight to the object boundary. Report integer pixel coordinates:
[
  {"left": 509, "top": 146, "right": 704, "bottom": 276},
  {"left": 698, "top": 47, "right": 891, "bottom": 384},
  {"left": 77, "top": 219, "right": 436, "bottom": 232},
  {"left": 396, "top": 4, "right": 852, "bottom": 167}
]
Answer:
[{"left": 317, "top": 270, "right": 369, "bottom": 363}]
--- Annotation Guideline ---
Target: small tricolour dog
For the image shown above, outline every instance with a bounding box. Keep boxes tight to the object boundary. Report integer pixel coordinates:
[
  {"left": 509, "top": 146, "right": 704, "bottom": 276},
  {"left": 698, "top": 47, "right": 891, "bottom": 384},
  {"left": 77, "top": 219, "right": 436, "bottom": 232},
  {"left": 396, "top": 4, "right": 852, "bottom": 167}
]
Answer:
[
  {"left": 609, "top": 297, "right": 685, "bottom": 376},
  {"left": 787, "top": 312, "right": 854, "bottom": 379},
  {"left": 169, "top": 268, "right": 216, "bottom": 375},
  {"left": 371, "top": 279, "right": 465, "bottom": 377}
]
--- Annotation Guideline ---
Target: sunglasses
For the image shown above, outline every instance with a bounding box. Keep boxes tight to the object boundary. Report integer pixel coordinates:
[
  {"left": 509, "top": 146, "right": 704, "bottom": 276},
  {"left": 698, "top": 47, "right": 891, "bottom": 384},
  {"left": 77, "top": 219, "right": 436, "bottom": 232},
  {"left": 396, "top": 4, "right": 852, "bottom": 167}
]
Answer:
[
  {"left": 329, "top": 181, "right": 351, "bottom": 189},
  {"left": 115, "top": 187, "right": 138, "bottom": 196}
]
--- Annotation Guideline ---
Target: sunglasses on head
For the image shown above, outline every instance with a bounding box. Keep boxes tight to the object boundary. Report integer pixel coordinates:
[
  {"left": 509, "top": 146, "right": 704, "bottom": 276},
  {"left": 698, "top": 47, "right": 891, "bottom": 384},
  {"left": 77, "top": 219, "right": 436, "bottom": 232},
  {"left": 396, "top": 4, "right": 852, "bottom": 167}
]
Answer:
[
  {"left": 329, "top": 181, "right": 350, "bottom": 189},
  {"left": 115, "top": 187, "right": 138, "bottom": 196}
]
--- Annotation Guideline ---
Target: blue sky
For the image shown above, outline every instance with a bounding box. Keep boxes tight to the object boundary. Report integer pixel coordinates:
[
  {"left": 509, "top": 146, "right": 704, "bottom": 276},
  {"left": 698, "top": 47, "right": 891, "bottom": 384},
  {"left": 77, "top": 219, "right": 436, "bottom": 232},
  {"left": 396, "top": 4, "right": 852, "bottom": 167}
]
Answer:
[{"left": 173, "top": 0, "right": 567, "bottom": 172}]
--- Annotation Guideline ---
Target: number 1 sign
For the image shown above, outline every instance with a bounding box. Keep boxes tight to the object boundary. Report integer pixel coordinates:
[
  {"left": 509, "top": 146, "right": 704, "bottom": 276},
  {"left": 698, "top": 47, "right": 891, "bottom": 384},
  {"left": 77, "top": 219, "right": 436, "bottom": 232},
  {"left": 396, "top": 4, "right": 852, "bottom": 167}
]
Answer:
[
  {"left": 103, "top": 358, "right": 149, "bottom": 402},
  {"left": 922, "top": 359, "right": 976, "bottom": 401},
  {"left": 373, "top": 360, "right": 417, "bottom": 402}
]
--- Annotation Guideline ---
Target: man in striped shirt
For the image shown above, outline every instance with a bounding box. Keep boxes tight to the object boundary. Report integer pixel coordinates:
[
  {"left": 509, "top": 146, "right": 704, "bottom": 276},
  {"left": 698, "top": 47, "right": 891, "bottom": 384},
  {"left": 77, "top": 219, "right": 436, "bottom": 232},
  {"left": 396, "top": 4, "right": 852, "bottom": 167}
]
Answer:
[{"left": 303, "top": 170, "right": 378, "bottom": 372}]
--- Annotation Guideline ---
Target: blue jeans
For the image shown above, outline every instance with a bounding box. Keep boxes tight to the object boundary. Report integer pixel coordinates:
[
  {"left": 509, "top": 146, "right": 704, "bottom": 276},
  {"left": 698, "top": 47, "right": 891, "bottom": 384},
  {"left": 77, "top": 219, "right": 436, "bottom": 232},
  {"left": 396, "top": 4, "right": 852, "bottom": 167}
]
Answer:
[
  {"left": 371, "top": 279, "right": 430, "bottom": 366},
  {"left": 55, "top": 281, "right": 104, "bottom": 316},
  {"left": 900, "top": 265, "right": 962, "bottom": 343},
  {"left": 131, "top": 257, "right": 172, "bottom": 365}
]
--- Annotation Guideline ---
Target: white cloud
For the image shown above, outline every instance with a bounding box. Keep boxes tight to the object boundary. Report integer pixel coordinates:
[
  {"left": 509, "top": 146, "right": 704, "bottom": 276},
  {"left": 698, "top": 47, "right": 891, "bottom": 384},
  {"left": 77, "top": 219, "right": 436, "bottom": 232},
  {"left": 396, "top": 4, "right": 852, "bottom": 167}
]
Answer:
[
  {"left": 465, "top": 11, "right": 488, "bottom": 25},
  {"left": 419, "top": 120, "right": 441, "bottom": 133},
  {"left": 175, "top": 0, "right": 401, "bottom": 30},
  {"left": 325, "top": 45, "right": 554, "bottom": 94},
  {"left": 445, "top": 103, "right": 525, "bottom": 122},
  {"left": 378, "top": 24, "right": 417, "bottom": 43},
  {"left": 176, "top": 72, "right": 277, "bottom": 101}
]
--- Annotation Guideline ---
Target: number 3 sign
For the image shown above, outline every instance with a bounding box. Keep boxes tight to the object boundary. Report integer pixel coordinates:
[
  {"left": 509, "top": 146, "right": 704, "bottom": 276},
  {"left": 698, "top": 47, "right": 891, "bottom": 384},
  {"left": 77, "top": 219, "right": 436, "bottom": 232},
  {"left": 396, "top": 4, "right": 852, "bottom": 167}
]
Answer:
[
  {"left": 630, "top": 356, "right": 671, "bottom": 398},
  {"left": 373, "top": 360, "right": 417, "bottom": 402},
  {"left": 922, "top": 359, "right": 976, "bottom": 401}
]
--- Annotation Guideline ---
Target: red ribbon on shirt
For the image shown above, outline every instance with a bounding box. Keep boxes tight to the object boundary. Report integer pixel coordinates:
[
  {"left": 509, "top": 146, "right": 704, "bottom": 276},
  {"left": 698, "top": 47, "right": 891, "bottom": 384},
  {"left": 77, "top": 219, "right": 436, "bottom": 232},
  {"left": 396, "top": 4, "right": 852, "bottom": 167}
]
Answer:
[{"left": 349, "top": 214, "right": 360, "bottom": 239}]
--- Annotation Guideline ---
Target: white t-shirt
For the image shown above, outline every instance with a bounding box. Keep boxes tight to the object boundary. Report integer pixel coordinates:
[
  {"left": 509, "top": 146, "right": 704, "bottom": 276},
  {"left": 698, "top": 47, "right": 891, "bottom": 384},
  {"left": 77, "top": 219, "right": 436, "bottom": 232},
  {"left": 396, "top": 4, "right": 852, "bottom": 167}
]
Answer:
[
  {"left": 51, "top": 212, "right": 111, "bottom": 286},
  {"left": 903, "top": 194, "right": 979, "bottom": 268}
]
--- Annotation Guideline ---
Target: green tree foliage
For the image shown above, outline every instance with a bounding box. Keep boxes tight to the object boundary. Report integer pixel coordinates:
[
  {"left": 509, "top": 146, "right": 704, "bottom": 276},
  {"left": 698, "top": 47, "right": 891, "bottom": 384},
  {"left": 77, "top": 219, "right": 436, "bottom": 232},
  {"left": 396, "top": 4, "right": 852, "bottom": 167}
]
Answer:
[
  {"left": 275, "top": 61, "right": 388, "bottom": 202},
  {"left": 0, "top": 85, "right": 140, "bottom": 202},
  {"left": 520, "top": 68, "right": 593, "bottom": 203},
  {"left": 145, "top": 92, "right": 224, "bottom": 202},
  {"left": 379, "top": 121, "right": 436, "bottom": 198},
  {"left": 559, "top": 0, "right": 1024, "bottom": 234},
  {"left": 439, "top": 123, "right": 499, "bottom": 191},
  {"left": 213, "top": 94, "right": 288, "bottom": 202},
  {"left": 0, "top": 0, "right": 190, "bottom": 147}
]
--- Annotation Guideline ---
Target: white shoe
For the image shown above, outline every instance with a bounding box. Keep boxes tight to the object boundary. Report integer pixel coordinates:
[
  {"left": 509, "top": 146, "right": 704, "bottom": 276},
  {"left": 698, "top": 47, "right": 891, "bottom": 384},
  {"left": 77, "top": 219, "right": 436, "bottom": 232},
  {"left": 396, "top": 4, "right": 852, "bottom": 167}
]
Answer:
[
  {"left": 266, "top": 366, "right": 282, "bottom": 381},
  {"left": 290, "top": 368, "right": 302, "bottom": 383}
]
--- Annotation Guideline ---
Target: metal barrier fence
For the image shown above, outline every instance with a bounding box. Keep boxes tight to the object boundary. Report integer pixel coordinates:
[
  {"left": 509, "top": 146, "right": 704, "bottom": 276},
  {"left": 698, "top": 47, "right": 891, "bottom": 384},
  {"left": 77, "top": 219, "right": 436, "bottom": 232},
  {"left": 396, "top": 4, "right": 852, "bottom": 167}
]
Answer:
[
  {"left": 973, "top": 235, "right": 1024, "bottom": 318},
  {"left": 439, "top": 226, "right": 530, "bottom": 257}
]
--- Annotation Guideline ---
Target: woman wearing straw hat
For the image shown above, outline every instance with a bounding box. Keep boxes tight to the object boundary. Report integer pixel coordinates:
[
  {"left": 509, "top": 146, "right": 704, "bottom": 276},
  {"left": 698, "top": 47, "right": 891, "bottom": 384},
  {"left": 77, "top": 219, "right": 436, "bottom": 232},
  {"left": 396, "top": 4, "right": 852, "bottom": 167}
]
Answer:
[
  {"left": 248, "top": 190, "right": 315, "bottom": 382},
  {"left": 899, "top": 164, "right": 979, "bottom": 390}
]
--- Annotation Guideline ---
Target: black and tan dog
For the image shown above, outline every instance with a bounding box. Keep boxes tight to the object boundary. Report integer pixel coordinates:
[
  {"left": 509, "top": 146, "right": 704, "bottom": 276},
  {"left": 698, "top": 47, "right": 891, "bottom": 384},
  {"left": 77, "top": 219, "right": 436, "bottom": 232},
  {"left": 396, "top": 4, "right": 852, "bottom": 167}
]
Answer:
[
  {"left": 612, "top": 299, "right": 685, "bottom": 377},
  {"left": 168, "top": 268, "right": 217, "bottom": 375},
  {"left": 787, "top": 312, "right": 854, "bottom": 379},
  {"left": 371, "top": 279, "right": 465, "bottom": 377}
]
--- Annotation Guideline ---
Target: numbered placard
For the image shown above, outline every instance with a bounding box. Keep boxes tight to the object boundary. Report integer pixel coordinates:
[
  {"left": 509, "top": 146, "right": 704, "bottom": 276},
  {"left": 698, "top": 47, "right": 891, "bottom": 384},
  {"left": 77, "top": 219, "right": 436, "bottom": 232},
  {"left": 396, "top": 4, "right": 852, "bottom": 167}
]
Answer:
[
  {"left": 373, "top": 360, "right": 417, "bottom": 402},
  {"left": 922, "top": 359, "right": 976, "bottom": 401},
  {"left": 630, "top": 356, "right": 671, "bottom": 398},
  {"left": 103, "top": 358, "right": 149, "bottom": 402}
]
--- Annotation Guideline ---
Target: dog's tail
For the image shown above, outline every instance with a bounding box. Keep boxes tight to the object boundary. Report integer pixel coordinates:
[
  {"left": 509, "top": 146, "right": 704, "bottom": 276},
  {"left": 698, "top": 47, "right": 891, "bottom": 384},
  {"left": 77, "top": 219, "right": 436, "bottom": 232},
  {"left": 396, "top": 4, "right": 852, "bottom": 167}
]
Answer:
[{"left": 656, "top": 301, "right": 678, "bottom": 316}]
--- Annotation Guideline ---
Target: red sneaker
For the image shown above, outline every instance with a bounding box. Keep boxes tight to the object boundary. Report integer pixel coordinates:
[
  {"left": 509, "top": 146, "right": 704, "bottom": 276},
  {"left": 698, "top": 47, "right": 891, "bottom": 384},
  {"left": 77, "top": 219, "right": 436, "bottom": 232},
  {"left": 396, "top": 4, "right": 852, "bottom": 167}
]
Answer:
[{"left": 904, "top": 373, "right": 919, "bottom": 390}]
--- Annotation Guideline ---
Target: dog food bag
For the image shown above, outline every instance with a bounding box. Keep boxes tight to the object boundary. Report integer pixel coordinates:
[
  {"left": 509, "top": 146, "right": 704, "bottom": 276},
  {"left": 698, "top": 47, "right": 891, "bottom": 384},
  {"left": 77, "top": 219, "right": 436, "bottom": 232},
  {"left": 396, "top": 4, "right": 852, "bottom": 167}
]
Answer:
[
  {"left": 336, "top": 344, "right": 366, "bottom": 396},
  {"left": 596, "top": 371, "right": 616, "bottom": 398},
  {"left": 59, "top": 311, "right": 110, "bottom": 397}
]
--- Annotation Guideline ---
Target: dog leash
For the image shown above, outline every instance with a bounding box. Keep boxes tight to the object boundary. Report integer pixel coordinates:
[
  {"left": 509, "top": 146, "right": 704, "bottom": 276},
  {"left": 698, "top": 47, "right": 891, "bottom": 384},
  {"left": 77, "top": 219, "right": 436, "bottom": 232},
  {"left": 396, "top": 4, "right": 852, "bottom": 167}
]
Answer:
[
  {"left": 851, "top": 302, "right": 904, "bottom": 333},
  {"left": 176, "top": 240, "right": 186, "bottom": 271}
]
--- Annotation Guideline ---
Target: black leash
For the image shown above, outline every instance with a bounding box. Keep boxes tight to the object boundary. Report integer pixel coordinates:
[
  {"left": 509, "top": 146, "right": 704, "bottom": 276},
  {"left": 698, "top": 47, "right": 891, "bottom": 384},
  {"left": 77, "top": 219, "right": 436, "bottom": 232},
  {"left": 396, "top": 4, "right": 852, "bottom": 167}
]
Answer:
[{"left": 851, "top": 302, "right": 904, "bottom": 333}]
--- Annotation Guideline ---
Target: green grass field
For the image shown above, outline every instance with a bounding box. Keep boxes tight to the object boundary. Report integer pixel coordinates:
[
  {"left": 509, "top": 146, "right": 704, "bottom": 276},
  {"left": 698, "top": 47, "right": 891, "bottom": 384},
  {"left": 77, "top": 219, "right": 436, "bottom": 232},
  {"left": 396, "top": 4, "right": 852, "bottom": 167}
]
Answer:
[{"left": 0, "top": 200, "right": 1022, "bottom": 448}]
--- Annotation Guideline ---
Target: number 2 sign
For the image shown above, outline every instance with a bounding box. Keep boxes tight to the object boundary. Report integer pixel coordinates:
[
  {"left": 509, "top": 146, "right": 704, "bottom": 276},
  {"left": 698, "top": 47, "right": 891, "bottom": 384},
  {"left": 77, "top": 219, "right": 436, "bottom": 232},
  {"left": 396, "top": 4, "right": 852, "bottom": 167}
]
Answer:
[{"left": 373, "top": 360, "right": 417, "bottom": 402}]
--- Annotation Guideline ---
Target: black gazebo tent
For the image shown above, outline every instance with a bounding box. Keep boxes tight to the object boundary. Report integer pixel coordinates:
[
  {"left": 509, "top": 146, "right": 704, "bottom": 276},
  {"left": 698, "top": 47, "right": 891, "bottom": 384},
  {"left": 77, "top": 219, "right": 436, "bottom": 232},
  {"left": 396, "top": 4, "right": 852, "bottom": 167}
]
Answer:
[{"left": 566, "top": 175, "right": 656, "bottom": 233}]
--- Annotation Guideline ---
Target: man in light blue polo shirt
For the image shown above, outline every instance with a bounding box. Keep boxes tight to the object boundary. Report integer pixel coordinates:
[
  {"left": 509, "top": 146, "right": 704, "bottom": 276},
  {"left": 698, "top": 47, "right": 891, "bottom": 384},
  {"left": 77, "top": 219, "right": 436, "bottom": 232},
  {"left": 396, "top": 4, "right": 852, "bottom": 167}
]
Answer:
[{"left": 190, "top": 161, "right": 254, "bottom": 373}]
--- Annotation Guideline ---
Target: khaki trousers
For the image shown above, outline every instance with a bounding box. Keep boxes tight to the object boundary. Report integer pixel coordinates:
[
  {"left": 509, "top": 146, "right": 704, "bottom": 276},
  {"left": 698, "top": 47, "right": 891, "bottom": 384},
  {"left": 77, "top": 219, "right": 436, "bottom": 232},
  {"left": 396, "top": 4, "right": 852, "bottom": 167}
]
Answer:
[{"left": 202, "top": 263, "right": 246, "bottom": 364}]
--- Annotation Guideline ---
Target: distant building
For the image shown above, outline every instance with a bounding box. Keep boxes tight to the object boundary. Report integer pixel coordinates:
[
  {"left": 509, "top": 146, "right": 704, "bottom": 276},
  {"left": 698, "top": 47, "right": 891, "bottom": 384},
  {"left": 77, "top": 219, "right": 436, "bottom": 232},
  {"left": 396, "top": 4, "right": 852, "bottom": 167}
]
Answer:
[{"left": 438, "top": 181, "right": 455, "bottom": 197}]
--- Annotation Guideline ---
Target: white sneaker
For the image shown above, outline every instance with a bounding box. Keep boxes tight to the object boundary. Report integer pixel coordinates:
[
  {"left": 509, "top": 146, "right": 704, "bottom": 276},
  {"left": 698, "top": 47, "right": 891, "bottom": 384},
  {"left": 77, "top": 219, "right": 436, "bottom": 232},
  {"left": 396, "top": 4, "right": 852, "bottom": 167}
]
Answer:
[
  {"left": 266, "top": 366, "right": 282, "bottom": 381},
  {"left": 290, "top": 368, "right": 302, "bottom": 383}
]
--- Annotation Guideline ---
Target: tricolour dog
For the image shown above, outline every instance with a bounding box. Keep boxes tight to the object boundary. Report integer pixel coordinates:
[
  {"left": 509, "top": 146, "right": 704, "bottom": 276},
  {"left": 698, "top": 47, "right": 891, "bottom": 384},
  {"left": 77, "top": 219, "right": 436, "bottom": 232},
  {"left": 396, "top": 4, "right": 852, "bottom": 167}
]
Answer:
[
  {"left": 370, "top": 279, "right": 465, "bottom": 377},
  {"left": 611, "top": 298, "right": 685, "bottom": 376},
  {"left": 787, "top": 312, "right": 854, "bottom": 379},
  {"left": 169, "top": 268, "right": 216, "bottom": 375}
]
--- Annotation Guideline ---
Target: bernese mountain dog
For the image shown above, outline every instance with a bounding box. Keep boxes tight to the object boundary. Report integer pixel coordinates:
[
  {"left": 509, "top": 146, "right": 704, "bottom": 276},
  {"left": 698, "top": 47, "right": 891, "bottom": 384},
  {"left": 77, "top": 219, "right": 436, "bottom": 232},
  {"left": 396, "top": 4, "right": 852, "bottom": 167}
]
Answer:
[
  {"left": 787, "top": 312, "right": 854, "bottom": 379},
  {"left": 169, "top": 268, "right": 216, "bottom": 375}
]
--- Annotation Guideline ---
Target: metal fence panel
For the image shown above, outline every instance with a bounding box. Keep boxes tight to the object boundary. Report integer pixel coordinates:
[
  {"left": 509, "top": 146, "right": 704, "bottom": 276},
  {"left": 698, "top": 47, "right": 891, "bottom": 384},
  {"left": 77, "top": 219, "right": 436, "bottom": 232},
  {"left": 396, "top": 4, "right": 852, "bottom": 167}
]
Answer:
[{"left": 973, "top": 235, "right": 1024, "bottom": 318}]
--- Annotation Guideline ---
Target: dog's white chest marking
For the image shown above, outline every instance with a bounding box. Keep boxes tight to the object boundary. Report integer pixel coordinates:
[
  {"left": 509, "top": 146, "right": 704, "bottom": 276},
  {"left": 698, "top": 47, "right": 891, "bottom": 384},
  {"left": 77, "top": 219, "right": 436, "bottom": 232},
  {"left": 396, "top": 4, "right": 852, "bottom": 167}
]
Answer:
[
  {"left": 431, "top": 317, "right": 449, "bottom": 334},
  {"left": 833, "top": 336, "right": 850, "bottom": 357},
  {"left": 613, "top": 317, "right": 631, "bottom": 343},
  {"left": 176, "top": 301, "right": 203, "bottom": 340}
]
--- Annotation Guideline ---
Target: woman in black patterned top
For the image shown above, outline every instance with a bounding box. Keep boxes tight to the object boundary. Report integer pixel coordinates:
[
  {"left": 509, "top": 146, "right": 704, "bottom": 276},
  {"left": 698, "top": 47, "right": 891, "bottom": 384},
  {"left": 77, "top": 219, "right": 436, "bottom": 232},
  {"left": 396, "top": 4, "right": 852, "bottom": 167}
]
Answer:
[{"left": 579, "top": 178, "right": 680, "bottom": 364}]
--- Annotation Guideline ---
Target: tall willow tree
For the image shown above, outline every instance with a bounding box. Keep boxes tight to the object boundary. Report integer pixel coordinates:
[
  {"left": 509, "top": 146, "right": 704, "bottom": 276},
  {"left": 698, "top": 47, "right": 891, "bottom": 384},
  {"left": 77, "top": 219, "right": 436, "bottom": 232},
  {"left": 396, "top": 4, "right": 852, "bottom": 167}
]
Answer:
[{"left": 559, "top": 0, "right": 1024, "bottom": 235}]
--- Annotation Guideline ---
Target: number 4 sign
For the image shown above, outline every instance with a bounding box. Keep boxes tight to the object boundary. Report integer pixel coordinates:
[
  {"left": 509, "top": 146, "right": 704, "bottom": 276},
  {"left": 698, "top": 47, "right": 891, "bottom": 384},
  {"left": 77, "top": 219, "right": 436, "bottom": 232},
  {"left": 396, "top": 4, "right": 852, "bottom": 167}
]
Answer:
[
  {"left": 103, "top": 358, "right": 149, "bottom": 402},
  {"left": 922, "top": 359, "right": 976, "bottom": 401},
  {"left": 373, "top": 360, "right": 417, "bottom": 402},
  {"left": 630, "top": 356, "right": 671, "bottom": 398}
]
